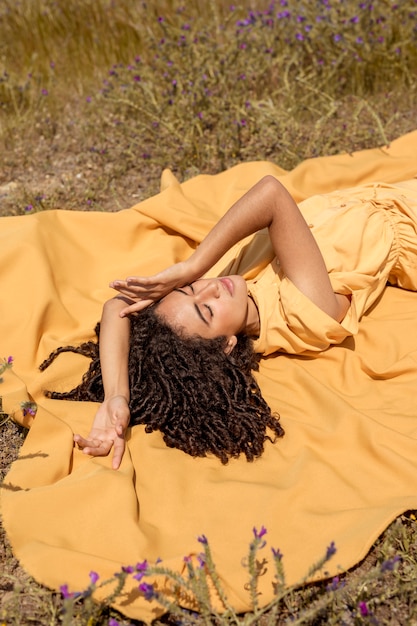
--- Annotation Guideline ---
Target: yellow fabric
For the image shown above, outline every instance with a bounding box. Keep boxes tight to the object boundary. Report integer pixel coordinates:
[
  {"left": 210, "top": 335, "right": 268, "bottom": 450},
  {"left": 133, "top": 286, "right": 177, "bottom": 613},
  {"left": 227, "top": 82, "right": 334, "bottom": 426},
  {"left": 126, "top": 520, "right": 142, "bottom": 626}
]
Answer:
[
  {"left": 244, "top": 182, "right": 417, "bottom": 354},
  {"left": 1, "top": 131, "right": 417, "bottom": 621}
]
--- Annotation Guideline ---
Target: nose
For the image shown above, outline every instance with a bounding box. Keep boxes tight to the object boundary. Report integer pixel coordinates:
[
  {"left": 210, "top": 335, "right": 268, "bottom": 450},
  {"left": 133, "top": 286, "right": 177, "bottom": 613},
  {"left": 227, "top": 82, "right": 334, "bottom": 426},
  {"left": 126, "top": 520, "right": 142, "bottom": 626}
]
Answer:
[{"left": 195, "top": 279, "right": 220, "bottom": 299}]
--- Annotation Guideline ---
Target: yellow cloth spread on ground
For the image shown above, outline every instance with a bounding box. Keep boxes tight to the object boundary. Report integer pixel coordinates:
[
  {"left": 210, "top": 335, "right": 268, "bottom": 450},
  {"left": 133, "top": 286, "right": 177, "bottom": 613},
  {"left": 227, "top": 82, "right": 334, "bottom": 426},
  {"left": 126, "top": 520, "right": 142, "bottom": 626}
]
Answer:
[{"left": 1, "top": 131, "right": 417, "bottom": 621}]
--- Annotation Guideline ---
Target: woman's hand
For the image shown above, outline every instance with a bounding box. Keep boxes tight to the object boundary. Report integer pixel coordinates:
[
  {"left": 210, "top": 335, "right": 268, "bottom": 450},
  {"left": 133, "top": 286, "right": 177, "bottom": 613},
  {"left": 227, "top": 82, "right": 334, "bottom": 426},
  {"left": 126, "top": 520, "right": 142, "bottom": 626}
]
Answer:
[
  {"left": 110, "top": 261, "right": 200, "bottom": 316},
  {"left": 73, "top": 396, "right": 130, "bottom": 470}
]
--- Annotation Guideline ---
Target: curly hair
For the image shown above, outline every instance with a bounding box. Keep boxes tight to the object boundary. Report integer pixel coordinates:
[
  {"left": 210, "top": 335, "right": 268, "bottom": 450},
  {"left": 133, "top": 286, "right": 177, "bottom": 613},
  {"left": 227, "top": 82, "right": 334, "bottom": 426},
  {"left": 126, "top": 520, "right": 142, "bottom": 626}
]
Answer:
[{"left": 40, "top": 306, "right": 284, "bottom": 463}]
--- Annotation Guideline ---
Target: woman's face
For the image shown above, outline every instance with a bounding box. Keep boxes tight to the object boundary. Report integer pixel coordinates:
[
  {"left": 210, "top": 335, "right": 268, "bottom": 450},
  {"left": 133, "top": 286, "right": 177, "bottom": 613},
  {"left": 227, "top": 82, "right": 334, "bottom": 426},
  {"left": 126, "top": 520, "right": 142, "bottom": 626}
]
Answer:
[{"left": 156, "top": 276, "right": 250, "bottom": 347}]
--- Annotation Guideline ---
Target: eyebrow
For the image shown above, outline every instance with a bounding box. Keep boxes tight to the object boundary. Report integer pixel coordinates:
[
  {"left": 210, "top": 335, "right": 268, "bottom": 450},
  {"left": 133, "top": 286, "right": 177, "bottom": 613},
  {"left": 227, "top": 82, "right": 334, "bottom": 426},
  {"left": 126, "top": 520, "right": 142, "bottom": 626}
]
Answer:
[{"left": 174, "top": 288, "right": 209, "bottom": 326}]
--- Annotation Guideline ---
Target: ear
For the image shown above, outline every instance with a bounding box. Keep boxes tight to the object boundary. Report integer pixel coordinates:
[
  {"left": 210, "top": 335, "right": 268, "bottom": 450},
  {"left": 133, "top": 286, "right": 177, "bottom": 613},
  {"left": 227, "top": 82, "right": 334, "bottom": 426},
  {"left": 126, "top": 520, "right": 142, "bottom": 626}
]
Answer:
[{"left": 224, "top": 335, "right": 237, "bottom": 355}]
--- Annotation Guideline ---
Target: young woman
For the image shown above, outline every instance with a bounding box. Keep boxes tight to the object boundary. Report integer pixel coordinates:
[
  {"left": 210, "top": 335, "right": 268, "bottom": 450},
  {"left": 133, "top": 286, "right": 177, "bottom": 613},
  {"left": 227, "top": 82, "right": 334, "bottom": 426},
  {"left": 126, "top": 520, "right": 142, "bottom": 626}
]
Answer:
[{"left": 42, "top": 175, "right": 417, "bottom": 468}]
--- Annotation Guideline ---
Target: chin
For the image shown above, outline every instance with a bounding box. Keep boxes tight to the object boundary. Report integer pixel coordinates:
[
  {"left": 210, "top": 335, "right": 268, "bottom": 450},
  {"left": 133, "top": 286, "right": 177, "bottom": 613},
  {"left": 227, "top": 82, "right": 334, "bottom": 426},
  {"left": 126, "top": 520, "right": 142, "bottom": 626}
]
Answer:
[
  {"left": 229, "top": 274, "right": 245, "bottom": 285},
  {"left": 230, "top": 274, "right": 247, "bottom": 294}
]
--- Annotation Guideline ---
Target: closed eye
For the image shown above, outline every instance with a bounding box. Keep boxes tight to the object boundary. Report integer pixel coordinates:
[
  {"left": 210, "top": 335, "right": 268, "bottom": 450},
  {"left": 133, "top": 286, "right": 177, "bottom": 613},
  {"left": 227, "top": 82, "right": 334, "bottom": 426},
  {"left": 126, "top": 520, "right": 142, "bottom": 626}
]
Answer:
[{"left": 173, "top": 285, "right": 211, "bottom": 326}]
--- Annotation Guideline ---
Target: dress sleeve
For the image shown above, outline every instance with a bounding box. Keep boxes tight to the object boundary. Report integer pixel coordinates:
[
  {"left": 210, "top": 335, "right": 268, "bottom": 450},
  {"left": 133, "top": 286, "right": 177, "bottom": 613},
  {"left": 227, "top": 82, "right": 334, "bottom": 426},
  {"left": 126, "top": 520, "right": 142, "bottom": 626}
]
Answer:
[{"left": 250, "top": 274, "right": 360, "bottom": 355}]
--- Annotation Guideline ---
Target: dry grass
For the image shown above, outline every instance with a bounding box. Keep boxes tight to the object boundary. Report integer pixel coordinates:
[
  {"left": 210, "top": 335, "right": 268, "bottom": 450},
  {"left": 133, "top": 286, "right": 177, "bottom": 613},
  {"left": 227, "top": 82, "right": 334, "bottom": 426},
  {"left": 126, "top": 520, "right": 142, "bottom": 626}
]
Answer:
[{"left": 1, "top": 0, "right": 417, "bottom": 624}]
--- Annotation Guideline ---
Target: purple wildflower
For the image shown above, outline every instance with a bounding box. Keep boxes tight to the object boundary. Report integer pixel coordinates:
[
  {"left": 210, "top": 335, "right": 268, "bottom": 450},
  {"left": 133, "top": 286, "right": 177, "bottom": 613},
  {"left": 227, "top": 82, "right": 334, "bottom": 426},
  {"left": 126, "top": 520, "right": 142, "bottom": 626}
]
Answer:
[
  {"left": 326, "top": 576, "right": 340, "bottom": 591},
  {"left": 359, "top": 601, "right": 369, "bottom": 616},
  {"left": 253, "top": 526, "right": 267, "bottom": 539},
  {"left": 108, "top": 619, "right": 121, "bottom": 626},
  {"left": 326, "top": 541, "right": 337, "bottom": 559},
  {"left": 21, "top": 402, "right": 37, "bottom": 417},
  {"left": 133, "top": 560, "right": 148, "bottom": 581},
  {"left": 271, "top": 547, "right": 283, "bottom": 560},
  {"left": 60, "top": 584, "right": 74, "bottom": 599},
  {"left": 251, "top": 526, "right": 267, "bottom": 549},
  {"left": 380, "top": 555, "right": 400, "bottom": 572},
  {"left": 121, "top": 565, "right": 134, "bottom": 573},
  {"left": 7, "top": 356, "right": 13, "bottom": 365},
  {"left": 136, "top": 559, "right": 148, "bottom": 572},
  {"left": 41, "top": 89, "right": 48, "bottom": 96},
  {"left": 89, "top": 571, "right": 99, "bottom": 585},
  {"left": 139, "top": 582, "right": 156, "bottom": 601},
  {"left": 197, "top": 534, "right": 208, "bottom": 545},
  {"left": 197, "top": 552, "right": 206, "bottom": 568}
]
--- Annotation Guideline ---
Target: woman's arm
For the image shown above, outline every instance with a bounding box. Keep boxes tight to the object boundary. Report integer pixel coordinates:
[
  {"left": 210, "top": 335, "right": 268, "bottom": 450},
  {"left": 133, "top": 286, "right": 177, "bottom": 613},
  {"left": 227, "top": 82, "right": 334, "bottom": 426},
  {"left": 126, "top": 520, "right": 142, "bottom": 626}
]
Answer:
[
  {"left": 112, "top": 176, "right": 349, "bottom": 321},
  {"left": 99, "top": 296, "right": 131, "bottom": 401},
  {"left": 73, "top": 296, "right": 132, "bottom": 469}
]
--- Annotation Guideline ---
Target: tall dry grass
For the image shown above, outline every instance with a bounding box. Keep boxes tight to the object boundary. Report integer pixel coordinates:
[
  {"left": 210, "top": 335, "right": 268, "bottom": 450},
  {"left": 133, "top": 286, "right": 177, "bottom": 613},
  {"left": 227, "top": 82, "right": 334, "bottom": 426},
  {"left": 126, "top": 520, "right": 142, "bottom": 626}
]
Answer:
[{"left": 0, "top": 0, "right": 416, "bottom": 213}]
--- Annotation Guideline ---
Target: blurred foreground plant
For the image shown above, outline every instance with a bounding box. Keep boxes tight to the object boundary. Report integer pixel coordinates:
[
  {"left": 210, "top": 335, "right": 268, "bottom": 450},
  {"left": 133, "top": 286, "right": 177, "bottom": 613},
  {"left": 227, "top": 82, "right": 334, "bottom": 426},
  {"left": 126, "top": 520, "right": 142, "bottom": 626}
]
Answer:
[
  {"left": 59, "top": 526, "right": 341, "bottom": 626},
  {"left": 57, "top": 522, "right": 412, "bottom": 626}
]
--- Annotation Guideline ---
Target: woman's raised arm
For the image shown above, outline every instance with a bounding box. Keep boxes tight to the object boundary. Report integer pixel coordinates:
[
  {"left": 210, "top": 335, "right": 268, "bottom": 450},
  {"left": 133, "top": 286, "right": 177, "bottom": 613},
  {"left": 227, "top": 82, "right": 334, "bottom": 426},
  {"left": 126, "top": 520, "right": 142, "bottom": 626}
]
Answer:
[{"left": 113, "top": 176, "right": 349, "bottom": 321}]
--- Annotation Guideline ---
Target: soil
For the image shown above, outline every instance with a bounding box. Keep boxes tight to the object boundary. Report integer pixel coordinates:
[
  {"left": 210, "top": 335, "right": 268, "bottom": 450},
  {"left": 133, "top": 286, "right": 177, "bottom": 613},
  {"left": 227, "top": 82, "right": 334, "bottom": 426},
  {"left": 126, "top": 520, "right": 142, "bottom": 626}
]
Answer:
[{"left": 0, "top": 420, "right": 31, "bottom": 610}]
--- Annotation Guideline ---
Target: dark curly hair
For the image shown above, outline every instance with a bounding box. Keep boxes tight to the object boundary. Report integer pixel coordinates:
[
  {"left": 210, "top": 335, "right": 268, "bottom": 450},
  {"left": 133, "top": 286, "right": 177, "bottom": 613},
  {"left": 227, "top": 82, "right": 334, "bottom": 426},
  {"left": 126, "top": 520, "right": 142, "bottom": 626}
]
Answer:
[{"left": 40, "top": 306, "right": 284, "bottom": 463}]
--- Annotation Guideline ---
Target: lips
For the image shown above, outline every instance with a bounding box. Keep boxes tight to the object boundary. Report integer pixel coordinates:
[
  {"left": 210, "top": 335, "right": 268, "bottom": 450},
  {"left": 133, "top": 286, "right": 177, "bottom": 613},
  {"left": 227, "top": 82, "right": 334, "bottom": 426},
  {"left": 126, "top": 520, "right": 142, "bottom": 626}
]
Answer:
[{"left": 219, "top": 277, "right": 234, "bottom": 296}]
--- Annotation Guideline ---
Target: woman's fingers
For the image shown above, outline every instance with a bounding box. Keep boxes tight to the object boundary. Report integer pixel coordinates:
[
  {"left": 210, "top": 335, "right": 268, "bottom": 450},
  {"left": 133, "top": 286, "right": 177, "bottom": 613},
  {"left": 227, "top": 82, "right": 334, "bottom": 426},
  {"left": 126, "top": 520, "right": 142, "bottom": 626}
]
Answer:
[
  {"left": 112, "top": 436, "right": 126, "bottom": 470},
  {"left": 119, "top": 299, "right": 154, "bottom": 317},
  {"left": 73, "top": 434, "right": 111, "bottom": 456},
  {"left": 111, "top": 281, "right": 163, "bottom": 302}
]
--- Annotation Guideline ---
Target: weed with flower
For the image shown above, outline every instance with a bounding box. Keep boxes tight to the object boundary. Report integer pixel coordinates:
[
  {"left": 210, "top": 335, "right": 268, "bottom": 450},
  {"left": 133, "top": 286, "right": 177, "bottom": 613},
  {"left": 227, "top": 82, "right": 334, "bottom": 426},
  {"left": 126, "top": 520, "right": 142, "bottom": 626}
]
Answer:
[{"left": 54, "top": 522, "right": 415, "bottom": 626}]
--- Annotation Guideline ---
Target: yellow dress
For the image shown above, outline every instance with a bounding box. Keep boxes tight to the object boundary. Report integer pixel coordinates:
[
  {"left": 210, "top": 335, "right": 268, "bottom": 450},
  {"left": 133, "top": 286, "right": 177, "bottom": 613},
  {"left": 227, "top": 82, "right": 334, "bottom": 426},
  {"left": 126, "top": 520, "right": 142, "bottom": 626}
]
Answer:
[{"left": 247, "top": 181, "right": 417, "bottom": 354}]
